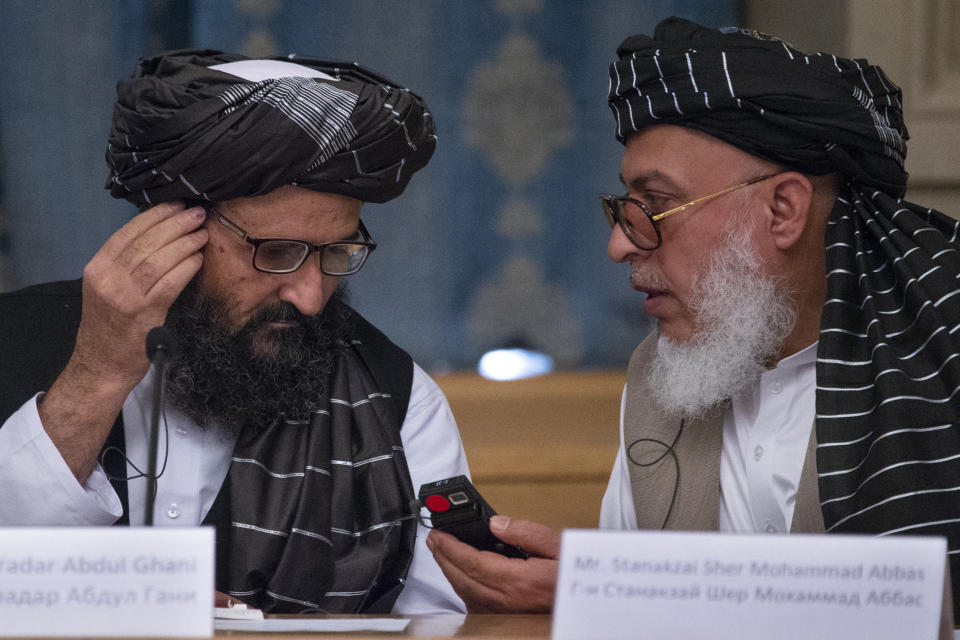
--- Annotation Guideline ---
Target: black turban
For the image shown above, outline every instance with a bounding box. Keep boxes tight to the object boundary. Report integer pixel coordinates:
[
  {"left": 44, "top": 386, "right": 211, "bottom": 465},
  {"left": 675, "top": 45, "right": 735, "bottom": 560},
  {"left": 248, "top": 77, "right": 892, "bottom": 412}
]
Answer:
[
  {"left": 608, "top": 17, "right": 908, "bottom": 196},
  {"left": 610, "top": 18, "right": 960, "bottom": 617},
  {"left": 106, "top": 49, "right": 436, "bottom": 206}
]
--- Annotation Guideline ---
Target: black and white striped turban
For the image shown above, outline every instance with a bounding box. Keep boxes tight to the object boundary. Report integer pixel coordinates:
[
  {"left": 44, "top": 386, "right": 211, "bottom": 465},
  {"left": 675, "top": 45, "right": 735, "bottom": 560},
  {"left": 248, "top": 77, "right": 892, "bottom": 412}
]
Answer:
[
  {"left": 105, "top": 49, "right": 436, "bottom": 207},
  {"left": 611, "top": 18, "right": 960, "bottom": 616},
  {"left": 608, "top": 17, "right": 908, "bottom": 196}
]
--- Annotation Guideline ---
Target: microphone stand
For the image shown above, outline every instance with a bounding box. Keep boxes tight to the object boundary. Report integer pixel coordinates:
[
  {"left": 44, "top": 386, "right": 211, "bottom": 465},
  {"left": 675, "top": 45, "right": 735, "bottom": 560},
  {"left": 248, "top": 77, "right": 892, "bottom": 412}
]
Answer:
[{"left": 144, "top": 327, "right": 176, "bottom": 526}]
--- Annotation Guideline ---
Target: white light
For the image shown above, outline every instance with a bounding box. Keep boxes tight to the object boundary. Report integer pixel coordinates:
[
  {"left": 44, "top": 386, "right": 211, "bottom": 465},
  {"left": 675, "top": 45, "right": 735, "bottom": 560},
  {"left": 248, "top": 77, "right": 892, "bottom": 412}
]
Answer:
[{"left": 477, "top": 348, "right": 555, "bottom": 381}]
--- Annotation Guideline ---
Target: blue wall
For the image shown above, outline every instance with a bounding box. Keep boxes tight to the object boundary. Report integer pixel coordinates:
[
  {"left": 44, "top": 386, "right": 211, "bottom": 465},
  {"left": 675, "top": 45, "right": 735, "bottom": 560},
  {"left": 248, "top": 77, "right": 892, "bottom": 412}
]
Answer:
[{"left": 0, "top": 0, "right": 737, "bottom": 371}]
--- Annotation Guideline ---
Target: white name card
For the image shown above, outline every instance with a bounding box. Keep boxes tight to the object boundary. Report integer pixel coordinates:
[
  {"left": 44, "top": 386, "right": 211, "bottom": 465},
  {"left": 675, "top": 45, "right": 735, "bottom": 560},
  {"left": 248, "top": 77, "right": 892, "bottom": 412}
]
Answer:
[
  {"left": 553, "top": 530, "right": 947, "bottom": 640},
  {"left": 0, "top": 527, "right": 214, "bottom": 637}
]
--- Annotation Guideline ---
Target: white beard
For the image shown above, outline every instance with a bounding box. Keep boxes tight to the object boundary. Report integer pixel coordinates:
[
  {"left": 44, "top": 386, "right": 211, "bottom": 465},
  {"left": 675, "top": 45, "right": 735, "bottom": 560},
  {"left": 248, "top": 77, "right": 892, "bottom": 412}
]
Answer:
[{"left": 641, "top": 228, "right": 797, "bottom": 417}]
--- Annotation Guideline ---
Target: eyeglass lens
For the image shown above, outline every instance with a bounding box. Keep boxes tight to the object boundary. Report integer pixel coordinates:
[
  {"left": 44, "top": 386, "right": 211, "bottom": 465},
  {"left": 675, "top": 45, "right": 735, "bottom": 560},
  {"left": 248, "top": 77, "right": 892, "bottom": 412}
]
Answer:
[
  {"left": 602, "top": 198, "right": 659, "bottom": 249},
  {"left": 254, "top": 240, "right": 368, "bottom": 274},
  {"left": 322, "top": 243, "right": 368, "bottom": 274}
]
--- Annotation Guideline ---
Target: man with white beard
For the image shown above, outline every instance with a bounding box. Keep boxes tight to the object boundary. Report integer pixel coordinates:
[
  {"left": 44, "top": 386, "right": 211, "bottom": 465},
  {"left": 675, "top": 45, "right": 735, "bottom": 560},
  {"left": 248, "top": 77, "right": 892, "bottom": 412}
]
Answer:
[
  {"left": 427, "top": 17, "right": 960, "bottom": 620},
  {"left": 640, "top": 212, "right": 798, "bottom": 420},
  {"left": 599, "top": 123, "right": 837, "bottom": 536}
]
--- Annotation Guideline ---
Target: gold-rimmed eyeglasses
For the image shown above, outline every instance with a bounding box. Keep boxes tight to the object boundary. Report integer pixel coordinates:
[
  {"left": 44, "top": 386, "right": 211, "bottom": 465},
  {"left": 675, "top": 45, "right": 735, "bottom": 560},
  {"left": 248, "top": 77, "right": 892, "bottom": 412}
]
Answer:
[
  {"left": 211, "top": 208, "right": 377, "bottom": 276},
  {"left": 600, "top": 173, "right": 778, "bottom": 250}
]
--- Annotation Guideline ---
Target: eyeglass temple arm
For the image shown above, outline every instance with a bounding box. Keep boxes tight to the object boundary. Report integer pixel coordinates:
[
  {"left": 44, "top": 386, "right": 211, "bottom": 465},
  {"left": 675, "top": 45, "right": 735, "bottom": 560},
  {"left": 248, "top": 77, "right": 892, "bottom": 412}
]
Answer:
[
  {"left": 215, "top": 212, "right": 250, "bottom": 241},
  {"left": 649, "top": 174, "right": 777, "bottom": 222},
  {"left": 357, "top": 220, "right": 377, "bottom": 248}
]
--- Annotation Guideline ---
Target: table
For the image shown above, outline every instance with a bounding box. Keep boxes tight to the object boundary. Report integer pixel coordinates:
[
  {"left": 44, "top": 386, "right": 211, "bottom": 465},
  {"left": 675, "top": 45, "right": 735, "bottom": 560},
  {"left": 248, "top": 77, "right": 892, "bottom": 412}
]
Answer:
[
  {"left": 212, "top": 614, "right": 551, "bottom": 639},
  {"left": 9, "top": 614, "right": 960, "bottom": 639}
]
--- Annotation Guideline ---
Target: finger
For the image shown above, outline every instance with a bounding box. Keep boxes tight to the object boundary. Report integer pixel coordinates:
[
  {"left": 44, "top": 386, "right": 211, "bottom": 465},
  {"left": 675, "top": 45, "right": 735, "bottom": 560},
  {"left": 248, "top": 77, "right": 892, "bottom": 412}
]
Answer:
[
  {"left": 429, "top": 530, "right": 532, "bottom": 596},
  {"left": 148, "top": 250, "right": 204, "bottom": 307},
  {"left": 428, "top": 530, "right": 558, "bottom": 613},
  {"left": 133, "top": 226, "right": 208, "bottom": 296},
  {"left": 489, "top": 516, "right": 561, "bottom": 558},
  {"left": 98, "top": 201, "right": 189, "bottom": 260},
  {"left": 429, "top": 529, "right": 516, "bottom": 578},
  {"left": 427, "top": 531, "right": 518, "bottom": 612},
  {"left": 115, "top": 205, "right": 208, "bottom": 271}
]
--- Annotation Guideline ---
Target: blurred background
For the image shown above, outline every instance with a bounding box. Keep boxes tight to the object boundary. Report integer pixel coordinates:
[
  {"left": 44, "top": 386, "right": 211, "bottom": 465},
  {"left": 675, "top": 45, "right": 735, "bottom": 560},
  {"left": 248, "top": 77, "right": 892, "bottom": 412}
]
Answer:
[
  {"left": 2, "top": 0, "right": 958, "bottom": 526},
  {"left": 3, "top": 0, "right": 956, "bottom": 374},
  {"left": 0, "top": 0, "right": 738, "bottom": 373}
]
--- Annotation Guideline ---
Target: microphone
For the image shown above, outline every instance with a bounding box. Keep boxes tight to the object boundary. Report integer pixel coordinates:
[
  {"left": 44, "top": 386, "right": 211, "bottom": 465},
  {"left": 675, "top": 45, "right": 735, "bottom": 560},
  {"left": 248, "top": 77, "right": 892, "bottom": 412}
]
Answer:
[
  {"left": 146, "top": 326, "right": 177, "bottom": 366},
  {"left": 144, "top": 327, "right": 177, "bottom": 526}
]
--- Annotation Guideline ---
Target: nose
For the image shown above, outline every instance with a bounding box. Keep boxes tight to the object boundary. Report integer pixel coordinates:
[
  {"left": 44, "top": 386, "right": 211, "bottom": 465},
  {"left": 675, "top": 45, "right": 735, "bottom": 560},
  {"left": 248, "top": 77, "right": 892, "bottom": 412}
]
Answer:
[
  {"left": 275, "top": 257, "right": 338, "bottom": 317},
  {"left": 607, "top": 224, "right": 646, "bottom": 264}
]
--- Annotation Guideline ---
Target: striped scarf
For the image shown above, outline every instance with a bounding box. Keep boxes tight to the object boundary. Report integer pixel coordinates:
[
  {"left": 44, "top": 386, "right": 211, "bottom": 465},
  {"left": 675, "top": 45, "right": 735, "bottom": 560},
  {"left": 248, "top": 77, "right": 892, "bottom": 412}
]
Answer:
[
  {"left": 818, "top": 184, "right": 960, "bottom": 565},
  {"left": 608, "top": 17, "right": 960, "bottom": 615},
  {"left": 205, "top": 339, "right": 417, "bottom": 614}
]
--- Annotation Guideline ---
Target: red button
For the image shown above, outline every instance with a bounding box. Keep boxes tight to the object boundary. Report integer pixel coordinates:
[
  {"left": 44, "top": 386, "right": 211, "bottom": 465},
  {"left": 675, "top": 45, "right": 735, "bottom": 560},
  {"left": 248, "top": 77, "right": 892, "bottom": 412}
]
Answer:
[{"left": 425, "top": 495, "right": 450, "bottom": 513}]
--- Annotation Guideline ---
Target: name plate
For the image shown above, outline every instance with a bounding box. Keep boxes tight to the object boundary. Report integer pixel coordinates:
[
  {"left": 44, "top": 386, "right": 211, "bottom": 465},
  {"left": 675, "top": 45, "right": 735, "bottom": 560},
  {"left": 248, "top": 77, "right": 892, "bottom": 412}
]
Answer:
[
  {"left": 0, "top": 528, "right": 213, "bottom": 637},
  {"left": 553, "top": 530, "right": 947, "bottom": 640}
]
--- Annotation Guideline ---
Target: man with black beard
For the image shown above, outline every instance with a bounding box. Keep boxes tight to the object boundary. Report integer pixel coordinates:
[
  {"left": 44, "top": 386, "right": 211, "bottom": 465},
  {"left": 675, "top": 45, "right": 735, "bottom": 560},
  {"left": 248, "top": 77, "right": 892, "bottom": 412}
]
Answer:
[
  {"left": 0, "top": 51, "right": 469, "bottom": 615},
  {"left": 164, "top": 277, "right": 351, "bottom": 431},
  {"left": 427, "top": 18, "right": 960, "bottom": 622}
]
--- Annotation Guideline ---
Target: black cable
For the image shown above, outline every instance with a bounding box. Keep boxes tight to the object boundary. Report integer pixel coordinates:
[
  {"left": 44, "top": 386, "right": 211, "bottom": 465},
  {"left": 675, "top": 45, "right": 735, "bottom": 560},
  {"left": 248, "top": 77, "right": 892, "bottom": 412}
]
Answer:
[
  {"left": 405, "top": 500, "right": 436, "bottom": 530},
  {"left": 626, "top": 419, "right": 684, "bottom": 530},
  {"left": 100, "top": 398, "right": 171, "bottom": 498}
]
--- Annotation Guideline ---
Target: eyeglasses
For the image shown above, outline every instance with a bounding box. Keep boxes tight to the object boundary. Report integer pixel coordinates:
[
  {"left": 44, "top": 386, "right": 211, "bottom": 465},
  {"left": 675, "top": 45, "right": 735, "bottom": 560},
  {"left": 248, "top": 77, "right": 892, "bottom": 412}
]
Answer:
[
  {"left": 212, "top": 208, "right": 377, "bottom": 275},
  {"left": 600, "top": 174, "right": 778, "bottom": 250}
]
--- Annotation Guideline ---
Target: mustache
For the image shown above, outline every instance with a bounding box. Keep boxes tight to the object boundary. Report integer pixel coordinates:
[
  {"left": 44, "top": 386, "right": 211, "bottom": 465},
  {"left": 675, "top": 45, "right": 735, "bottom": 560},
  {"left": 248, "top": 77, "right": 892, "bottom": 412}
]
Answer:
[
  {"left": 244, "top": 302, "right": 314, "bottom": 331},
  {"left": 630, "top": 262, "right": 670, "bottom": 290}
]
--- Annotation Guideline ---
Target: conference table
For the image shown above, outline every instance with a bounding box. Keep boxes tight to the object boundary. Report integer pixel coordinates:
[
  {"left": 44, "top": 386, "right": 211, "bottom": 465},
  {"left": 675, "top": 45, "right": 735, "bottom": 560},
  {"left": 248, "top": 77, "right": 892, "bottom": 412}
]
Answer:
[
  {"left": 11, "top": 614, "right": 960, "bottom": 638},
  {"left": 6, "top": 614, "right": 551, "bottom": 639},
  {"left": 214, "top": 614, "right": 550, "bottom": 639}
]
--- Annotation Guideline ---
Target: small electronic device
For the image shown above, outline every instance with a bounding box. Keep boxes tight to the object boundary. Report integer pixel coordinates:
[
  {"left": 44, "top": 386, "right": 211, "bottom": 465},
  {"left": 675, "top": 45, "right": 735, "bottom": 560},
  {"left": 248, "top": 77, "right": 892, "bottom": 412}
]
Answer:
[{"left": 418, "top": 475, "right": 528, "bottom": 559}]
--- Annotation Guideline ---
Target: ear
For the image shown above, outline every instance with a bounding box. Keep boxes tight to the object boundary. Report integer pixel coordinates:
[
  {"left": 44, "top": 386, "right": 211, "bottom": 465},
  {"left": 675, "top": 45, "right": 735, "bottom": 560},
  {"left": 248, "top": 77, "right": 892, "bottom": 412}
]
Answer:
[{"left": 764, "top": 172, "right": 815, "bottom": 251}]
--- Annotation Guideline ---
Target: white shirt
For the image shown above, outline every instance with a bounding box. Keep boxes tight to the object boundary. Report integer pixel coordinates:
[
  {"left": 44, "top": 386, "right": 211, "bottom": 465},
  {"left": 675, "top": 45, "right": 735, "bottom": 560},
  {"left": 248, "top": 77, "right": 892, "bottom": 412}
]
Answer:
[
  {"left": 0, "top": 362, "right": 468, "bottom": 615},
  {"left": 600, "top": 343, "right": 817, "bottom": 533}
]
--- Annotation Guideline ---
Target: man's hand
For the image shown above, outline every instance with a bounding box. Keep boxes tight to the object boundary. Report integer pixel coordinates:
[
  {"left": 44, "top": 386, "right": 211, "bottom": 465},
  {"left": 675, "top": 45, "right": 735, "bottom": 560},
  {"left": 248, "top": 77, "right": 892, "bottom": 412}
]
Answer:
[
  {"left": 39, "top": 202, "right": 208, "bottom": 482},
  {"left": 426, "top": 515, "right": 560, "bottom": 613},
  {"left": 72, "top": 201, "right": 208, "bottom": 385}
]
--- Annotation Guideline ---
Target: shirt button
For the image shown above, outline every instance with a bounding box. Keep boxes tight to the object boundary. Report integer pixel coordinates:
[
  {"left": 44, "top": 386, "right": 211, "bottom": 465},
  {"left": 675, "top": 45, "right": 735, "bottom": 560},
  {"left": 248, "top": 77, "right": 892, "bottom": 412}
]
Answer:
[
  {"left": 770, "top": 381, "right": 783, "bottom": 394},
  {"left": 765, "top": 522, "right": 778, "bottom": 534},
  {"left": 753, "top": 445, "right": 764, "bottom": 461},
  {"left": 166, "top": 504, "right": 181, "bottom": 519},
  {"left": 175, "top": 427, "right": 189, "bottom": 438}
]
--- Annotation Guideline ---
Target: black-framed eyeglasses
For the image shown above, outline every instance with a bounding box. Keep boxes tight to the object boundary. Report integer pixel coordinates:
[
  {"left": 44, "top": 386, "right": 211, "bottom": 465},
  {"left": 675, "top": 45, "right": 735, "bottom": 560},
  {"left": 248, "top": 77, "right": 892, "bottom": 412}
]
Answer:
[
  {"left": 211, "top": 208, "right": 377, "bottom": 275},
  {"left": 600, "top": 174, "right": 778, "bottom": 251}
]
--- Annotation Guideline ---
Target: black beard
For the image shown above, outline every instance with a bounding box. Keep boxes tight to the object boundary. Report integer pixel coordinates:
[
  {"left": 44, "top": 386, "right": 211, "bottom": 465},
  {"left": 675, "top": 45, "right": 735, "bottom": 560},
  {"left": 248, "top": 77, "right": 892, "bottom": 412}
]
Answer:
[{"left": 162, "top": 278, "right": 352, "bottom": 433}]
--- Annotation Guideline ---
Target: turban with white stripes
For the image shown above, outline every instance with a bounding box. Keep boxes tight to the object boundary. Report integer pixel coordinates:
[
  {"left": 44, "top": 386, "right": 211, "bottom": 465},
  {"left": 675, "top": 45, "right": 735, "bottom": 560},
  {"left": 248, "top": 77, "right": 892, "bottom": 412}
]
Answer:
[
  {"left": 608, "top": 17, "right": 908, "bottom": 196},
  {"left": 610, "top": 18, "right": 960, "bottom": 616},
  {"left": 106, "top": 49, "right": 436, "bottom": 207}
]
